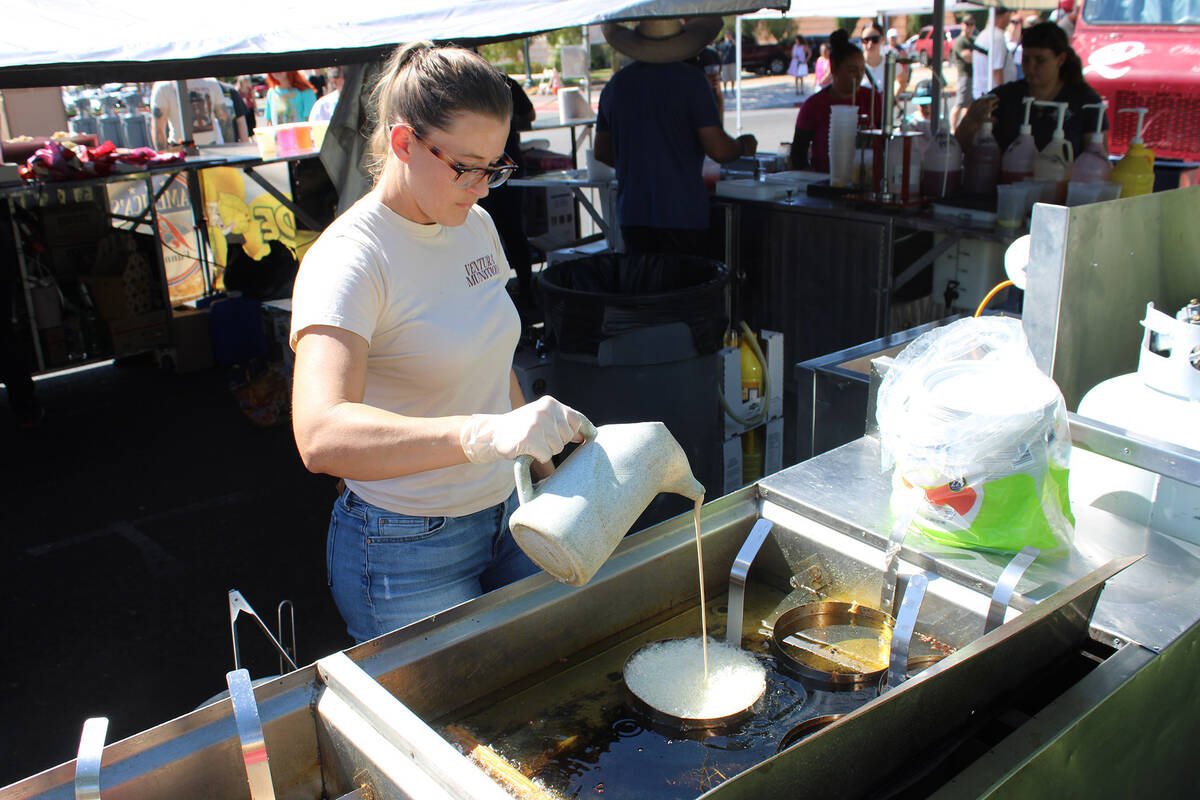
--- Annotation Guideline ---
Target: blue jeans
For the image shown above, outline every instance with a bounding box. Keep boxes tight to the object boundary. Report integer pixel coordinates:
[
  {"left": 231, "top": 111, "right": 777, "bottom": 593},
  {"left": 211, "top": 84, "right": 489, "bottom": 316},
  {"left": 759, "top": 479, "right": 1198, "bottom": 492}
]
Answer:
[{"left": 327, "top": 488, "right": 538, "bottom": 643}]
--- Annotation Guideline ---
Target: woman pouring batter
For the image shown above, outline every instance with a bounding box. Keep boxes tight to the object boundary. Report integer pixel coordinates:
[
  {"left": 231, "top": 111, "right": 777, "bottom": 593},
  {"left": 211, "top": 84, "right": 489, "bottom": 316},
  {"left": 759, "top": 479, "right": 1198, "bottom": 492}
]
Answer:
[{"left": 290, "top": 43, "right": 588, "bottom": 643}]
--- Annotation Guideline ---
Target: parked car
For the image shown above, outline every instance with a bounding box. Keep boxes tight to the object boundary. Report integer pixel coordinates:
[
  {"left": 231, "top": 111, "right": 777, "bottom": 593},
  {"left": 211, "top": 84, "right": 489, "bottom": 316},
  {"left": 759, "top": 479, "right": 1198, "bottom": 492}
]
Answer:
[
  {"left": 911, "top": 24, "right": 963, "bottom": 65},
  {"left": 737, "top": 37, "right": 790, "bottom": 75}
]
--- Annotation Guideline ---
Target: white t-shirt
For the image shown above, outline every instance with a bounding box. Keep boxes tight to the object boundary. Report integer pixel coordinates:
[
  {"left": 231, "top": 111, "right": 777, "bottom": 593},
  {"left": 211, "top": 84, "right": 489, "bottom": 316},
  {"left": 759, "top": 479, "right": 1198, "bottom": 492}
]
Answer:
[
  {"left": 150, "top": 79, "right": 229, "bottom": 145},
  {"left": 972, "top": 26, "right": 1017, "bottom": 98},
  {"left": 309, "top": 90, "right": 339, "bottom": 122},
  {"left": 290, "top": 193, "right": 521, "bottom": 517}
]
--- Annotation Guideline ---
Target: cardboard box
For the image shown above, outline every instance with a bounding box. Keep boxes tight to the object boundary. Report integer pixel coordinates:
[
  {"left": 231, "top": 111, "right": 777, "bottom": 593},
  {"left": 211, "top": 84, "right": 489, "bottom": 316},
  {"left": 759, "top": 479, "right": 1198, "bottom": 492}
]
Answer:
[
  {"left": 83, "top": 231, "right": 161, "bottom": 320},
  {"left": 525, "top": 185, "right": 576, "bottom": 250},
  {"left": 48, "top": 241, "right": 99, "bottom": 279},
  {"left": 165, "top": 307, "right": 214, "bottom": 373},
  {"left": 39, "top": 201, "right": 109, "bottom": 245},
  {"left": 108, "top": 311, "right": 170, "bottom": 357}
]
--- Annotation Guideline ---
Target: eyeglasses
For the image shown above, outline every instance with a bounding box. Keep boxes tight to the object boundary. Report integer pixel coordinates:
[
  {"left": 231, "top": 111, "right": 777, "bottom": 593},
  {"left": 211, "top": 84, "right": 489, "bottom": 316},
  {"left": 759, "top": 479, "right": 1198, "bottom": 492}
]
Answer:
[
  {"left": 403, "top": 126, "right": 518, "bottom": 189},
  {"left": 863, "top": 35, "right": 881, "bottom": 43}
]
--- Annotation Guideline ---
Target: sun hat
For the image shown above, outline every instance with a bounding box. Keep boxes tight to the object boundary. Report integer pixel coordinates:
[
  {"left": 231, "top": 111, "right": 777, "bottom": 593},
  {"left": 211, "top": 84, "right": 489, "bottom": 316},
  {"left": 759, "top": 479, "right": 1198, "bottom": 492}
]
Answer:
[{"left": 602, "top": 16, "right": 724, "bottom": 63}]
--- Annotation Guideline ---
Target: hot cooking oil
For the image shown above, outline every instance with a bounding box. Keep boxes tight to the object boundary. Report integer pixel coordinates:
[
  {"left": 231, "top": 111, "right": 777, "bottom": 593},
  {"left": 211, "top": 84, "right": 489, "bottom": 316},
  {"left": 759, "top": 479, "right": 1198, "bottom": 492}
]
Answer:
[{"left": 437, "top": 585, "right": 878, "bottom": 799}]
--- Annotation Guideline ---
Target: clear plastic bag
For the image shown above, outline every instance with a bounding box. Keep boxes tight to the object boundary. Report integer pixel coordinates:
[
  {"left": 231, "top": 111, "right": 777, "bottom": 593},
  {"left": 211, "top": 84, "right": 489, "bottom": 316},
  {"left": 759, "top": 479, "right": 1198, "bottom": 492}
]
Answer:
[{"left": 876, "top": 316, "right": 1074, "bottom": 553}]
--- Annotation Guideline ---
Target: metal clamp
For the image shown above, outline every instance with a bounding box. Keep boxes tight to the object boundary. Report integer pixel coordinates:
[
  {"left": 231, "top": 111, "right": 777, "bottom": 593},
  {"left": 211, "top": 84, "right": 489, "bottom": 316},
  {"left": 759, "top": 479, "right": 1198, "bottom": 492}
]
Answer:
[
  {"left": 985, "top": 546, "right": 1041, "bottom": 634},
  {"left": 726, "top": 518, "right": 775, "bottom": 646},
  {"left": 229, "top": 590, "right": 298, "bottom": 673},
  {"left": 226, "top": 668, "right": 277, "bottom": 800},
  {"left": 75, "top": 717, "right": 108, "bottom": 800},
  {"left": 884, "top": 571, "right": 931, "bottom": 692},
  {"left": 879, "top": 512, "right": 914, "bottom": 618}
]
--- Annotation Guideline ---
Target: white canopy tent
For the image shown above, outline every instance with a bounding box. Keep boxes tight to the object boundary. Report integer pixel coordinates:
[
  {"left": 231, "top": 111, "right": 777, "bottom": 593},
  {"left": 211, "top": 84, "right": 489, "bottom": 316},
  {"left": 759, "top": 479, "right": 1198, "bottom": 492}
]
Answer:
[{"left": 0, "top": 0, "right": 787, "bottom": 88}]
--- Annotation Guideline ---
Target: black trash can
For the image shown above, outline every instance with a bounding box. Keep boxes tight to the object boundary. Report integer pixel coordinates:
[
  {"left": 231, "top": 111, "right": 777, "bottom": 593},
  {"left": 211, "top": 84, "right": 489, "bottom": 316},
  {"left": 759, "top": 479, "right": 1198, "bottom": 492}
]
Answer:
[{"left": 537, "top": 253, "right": 730, "bottom": 529}]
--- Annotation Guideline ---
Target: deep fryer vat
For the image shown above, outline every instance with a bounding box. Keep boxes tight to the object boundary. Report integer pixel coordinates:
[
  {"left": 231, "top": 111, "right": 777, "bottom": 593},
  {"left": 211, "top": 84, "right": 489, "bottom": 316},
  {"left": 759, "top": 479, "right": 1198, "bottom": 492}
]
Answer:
[{"left": 0, "top": 486, "right": 1135, "bottom": 800}]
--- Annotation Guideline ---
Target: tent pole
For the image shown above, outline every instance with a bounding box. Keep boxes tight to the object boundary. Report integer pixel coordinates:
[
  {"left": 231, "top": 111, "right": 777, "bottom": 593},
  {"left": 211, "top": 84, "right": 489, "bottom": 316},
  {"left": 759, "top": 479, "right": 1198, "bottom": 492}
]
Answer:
[
  {"left": 175, "top": 79, "right": 195, "bottom": 144},
  {"left": 735, "top": 16, "right": 743, "bottom": 135},
  {"left": 986, "top": 6, "right": 997, "bottom": 92},
  {"left": 523, "top": 39, "right": 532, "bottom": 87},
  {"left": 931, "top": 0, "right": 945, "bottom": 136}
]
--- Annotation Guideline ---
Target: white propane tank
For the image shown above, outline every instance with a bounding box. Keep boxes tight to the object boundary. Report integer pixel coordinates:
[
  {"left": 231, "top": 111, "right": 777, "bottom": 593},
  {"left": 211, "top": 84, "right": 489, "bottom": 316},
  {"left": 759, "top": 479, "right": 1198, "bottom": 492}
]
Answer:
[{"left": 1071, "top": 300, "right": 1200, "bottom": 544}]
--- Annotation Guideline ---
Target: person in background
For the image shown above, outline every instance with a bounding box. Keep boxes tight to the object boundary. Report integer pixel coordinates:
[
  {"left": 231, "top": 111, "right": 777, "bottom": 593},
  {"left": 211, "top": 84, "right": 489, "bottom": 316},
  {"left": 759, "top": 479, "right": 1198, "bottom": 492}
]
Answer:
[
  {"left": 956, "top": 22, "right": 1107, "bottom": 156},
  {"left": 477, "top": 73, "right": 537, "bottom": 319},
  {"left": 717, "top": 31, "right": 737, "bottom": 94},
  {"left": 950, "top": 16, "right": 978, "bottom": 131},
  {"left": 972, "top": 6, "right": 1016, "bottom": 100},
  {"left": 595, "top": 17, "right": 756, "bottom": 257},
  {"left": 150, "top": 77, "right": 235, "bottom": 149},
  {"left": 788, "top": 35, "right": 810, "bottom": 94},
  {"left": 265, "top": 71, "right": 316, "bottom": 125},
  {"left": 307, "top": 69, "right": 327, "bottom": 98},
  {"left": 1051, "top": 0, "right": 1078, "bottom": 38},
  {"left": 236, "top": 76, "right": 258, "bottom": 133},
  {"left": 219, "top": 82, "right": 252, "bottom": 141},
  {"left": 814, "top": 42, "right": 832, "bottom": 89},
  {"left": 906, "top": 79, "right": 935, "bottom": 136},
  {"left": 687, "top": 41, "right": 725, "bottom": 115},
  {"left": 289, "top": 43, "right": 588, "bottom": 643},
  {"left": 860, "top": 22, "right": 887, "bottom": 93},
  {"left": 791, "top": 28, "right": 882, "bottom": 172},
  {"left": 309, "top": 67, "right": 345, "bottom": 122},
  {"left": 884, "top": 26, "right": 912, "bottom": 97}
]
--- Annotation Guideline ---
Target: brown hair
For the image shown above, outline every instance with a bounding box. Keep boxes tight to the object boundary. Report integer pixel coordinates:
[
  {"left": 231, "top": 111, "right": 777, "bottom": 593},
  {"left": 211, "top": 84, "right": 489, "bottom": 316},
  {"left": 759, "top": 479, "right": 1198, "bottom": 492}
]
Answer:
[
  {"left": 365, "top": 42, "right": 512, "bottom": 183},
  {"left": 1021, "top": 22, "right": 1085, "bottom": 86}
]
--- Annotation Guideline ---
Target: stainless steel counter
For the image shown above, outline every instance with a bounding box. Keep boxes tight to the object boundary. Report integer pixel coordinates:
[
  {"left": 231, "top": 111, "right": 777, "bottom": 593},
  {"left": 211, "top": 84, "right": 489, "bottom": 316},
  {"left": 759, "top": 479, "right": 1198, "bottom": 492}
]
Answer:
[{"left": 759, "top": 435, "right": 1200, "bottom": 654}]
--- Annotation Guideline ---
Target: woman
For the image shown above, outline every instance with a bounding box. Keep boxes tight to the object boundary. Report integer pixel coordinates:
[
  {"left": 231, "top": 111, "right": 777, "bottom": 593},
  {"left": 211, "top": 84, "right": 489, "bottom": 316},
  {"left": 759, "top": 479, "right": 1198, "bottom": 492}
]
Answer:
[
  {"left": 236, "top": 76, "right": 258, "bottom": 133},
  {"left": 265, "top": 71, "right": 317, "bottom": 125},
  {"left": 788, "top": 35, "right": 809, "bottom": 94},
  {"left": 790, "top": 30, "right": 883, "bottom": 172},
  {"left": 860, "top": 22, "right": 887, "bottom": 92},
  {"left": 815, "top": 43, "right": 832, "bottom": 89},
  {"left": 290, "top": 43, "right": 588, "bottom": 643},
  {"left": 955, "top": 22, "right": 1107, "bottom": 156}
]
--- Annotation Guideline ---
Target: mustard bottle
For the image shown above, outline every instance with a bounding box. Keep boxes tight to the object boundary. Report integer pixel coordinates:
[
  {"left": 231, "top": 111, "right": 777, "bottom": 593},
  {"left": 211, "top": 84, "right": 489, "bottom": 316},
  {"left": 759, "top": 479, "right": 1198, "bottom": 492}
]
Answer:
[{"left": 1110, "top": 107, "right": 1155, "bottom": 198}]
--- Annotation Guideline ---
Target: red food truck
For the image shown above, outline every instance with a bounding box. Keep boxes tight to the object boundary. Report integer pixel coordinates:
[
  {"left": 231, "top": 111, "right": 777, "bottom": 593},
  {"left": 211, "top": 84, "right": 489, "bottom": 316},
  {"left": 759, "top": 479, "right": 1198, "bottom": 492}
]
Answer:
[{"left": 1072, "top": 0, "right": 1200, "bottom": 184}]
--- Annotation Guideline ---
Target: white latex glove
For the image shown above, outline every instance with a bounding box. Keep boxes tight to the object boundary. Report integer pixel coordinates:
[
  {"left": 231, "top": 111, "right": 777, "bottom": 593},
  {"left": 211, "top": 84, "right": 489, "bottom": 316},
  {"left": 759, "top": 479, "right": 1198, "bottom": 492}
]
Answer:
[{"left": 459, "top": 396, "right": 588, "bottom": 464}]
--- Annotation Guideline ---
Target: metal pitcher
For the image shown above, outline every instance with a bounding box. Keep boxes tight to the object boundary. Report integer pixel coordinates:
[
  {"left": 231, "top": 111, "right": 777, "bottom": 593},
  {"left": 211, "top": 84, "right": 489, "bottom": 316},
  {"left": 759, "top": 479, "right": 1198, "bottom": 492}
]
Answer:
[{"left": 509, "top": 421, "right": 706, "bottom": 586}]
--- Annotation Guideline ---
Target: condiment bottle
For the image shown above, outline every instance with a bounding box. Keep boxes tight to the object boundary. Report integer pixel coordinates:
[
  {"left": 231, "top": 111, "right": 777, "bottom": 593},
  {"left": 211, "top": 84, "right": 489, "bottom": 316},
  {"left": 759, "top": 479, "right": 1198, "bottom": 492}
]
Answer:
[
  {"left": 1110, "top": 107, "right": 1155, "bottom": 198},
  {"left": 1000, "top": 96, "right": 1037, "bottom": 184},
  {"left": 921, "top": 130, "right": 963, "bottom": 199},
  {"left": 1070, "top": 102, "right": 1112, "bottom": 183},
  {"left": 1032, "top": 101, "right": 1073, "bottom": 203},
  {"left": 964, "top": 121, "right": 1001, "bottom": 195}
]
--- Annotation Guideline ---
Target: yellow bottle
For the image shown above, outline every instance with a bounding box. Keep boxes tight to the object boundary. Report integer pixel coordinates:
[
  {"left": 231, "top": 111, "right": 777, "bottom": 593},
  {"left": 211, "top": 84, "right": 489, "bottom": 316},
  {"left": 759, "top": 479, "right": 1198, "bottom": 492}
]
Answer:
[
  {"left": 739, "top": 331, "right": 763, "bottom": 406},
  {"left": 1110, "top": 107, "right": 1155, "bottom": 198}
]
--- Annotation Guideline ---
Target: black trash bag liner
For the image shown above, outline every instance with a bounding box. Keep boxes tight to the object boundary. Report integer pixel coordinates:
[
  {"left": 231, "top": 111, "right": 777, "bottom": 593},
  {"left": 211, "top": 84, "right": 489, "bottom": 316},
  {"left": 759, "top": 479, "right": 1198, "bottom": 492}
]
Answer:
[{"left": 539, "top": 253, "right": 729, "bottom": 358}]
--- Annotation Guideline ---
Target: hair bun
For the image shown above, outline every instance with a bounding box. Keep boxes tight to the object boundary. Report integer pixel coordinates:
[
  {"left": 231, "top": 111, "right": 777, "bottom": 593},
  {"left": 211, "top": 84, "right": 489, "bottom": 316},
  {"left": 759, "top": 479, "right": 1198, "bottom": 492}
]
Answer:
[{"left": 830, "top": 28, "right": 850, "bottom": 46}]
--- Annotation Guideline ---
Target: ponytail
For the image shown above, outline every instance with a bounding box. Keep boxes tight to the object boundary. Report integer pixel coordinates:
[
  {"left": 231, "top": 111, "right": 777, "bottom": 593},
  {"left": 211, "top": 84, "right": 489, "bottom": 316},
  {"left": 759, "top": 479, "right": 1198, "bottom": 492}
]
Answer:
[
  {"left": 828, "top": 28, "right": 862, "bottom": 70},
  {"left": 365, "top": 42, "right": 512, "bottom": 184}
]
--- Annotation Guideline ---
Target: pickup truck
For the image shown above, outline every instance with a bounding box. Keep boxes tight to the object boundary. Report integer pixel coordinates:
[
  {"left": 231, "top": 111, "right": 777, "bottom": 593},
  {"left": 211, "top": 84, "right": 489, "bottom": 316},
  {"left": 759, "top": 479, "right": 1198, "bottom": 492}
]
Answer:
[
  {"left": 737, "top": 37, "right": 790, "bottom": 75},
  {"left": 911, "top": 24, "right": 963, "bottom": 65}
]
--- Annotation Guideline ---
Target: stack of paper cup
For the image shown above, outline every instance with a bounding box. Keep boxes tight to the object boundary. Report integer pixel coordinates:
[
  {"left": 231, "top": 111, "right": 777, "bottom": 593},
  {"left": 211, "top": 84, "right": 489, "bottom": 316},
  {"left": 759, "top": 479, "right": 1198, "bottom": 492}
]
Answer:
[{"left": 829, "top": 105, "right": 858, "bottom": 187}]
